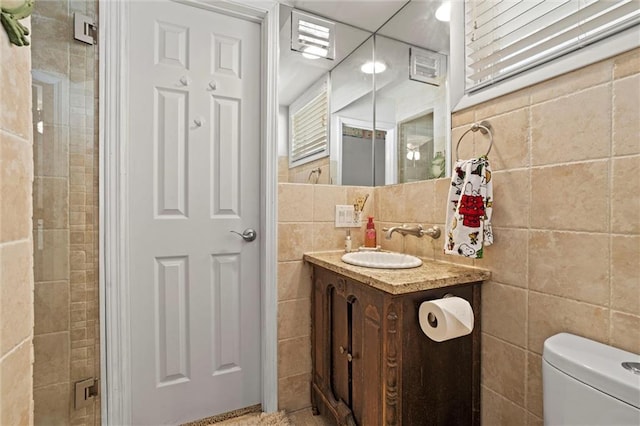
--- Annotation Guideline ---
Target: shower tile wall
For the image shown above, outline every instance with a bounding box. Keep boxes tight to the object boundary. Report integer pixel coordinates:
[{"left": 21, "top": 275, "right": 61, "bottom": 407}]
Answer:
[{"left": 31, "top": 1, "right": 100, "bottom": 425}]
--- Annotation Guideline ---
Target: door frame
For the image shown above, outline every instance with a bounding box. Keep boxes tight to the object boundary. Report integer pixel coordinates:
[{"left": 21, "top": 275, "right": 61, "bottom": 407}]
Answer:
[{"left": 99, "top": 1, "right": 279, "bottom": 424}]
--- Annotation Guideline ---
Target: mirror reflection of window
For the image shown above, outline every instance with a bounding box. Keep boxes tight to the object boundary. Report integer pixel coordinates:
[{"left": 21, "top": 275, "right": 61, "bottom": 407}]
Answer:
[{"left": 288, "top": 75, "right": 329, "bottom": 168}]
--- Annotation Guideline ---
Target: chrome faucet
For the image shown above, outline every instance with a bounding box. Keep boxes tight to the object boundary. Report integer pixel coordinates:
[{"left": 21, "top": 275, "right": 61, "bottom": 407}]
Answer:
[{"left": 383, "top": 224, "right": 441, "bottom": 240}]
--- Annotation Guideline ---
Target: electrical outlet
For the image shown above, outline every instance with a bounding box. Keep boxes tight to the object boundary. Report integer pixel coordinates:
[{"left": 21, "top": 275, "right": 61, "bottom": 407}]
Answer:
[{"left": 335, "top": 205, "right": 362, "bottom": 227}]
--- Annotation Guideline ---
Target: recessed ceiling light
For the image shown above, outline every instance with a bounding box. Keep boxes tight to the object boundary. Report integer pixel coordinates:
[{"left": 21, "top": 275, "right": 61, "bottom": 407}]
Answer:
[
  {"left": 435, "top": 1, "right": 451, "bottom": 22},
  {"left": 360, "top": 61, "right": 386, "bottom": 74}
]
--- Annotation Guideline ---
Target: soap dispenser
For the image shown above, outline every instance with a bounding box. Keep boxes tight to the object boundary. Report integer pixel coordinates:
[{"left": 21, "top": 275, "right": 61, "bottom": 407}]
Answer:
[{"left": 364, "top": 216, "right": 377, "bottom": 248}]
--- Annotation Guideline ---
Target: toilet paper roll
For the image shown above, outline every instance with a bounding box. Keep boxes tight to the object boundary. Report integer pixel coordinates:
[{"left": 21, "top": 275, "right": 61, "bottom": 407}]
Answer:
[{"left": 419, "top": 297, "right": 474, "bottom": 342}]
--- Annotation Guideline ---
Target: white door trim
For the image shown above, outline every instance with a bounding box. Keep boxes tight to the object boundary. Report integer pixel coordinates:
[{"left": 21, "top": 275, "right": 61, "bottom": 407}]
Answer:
[{"left": 99, "top": 1, "right": 279, "bottom": 424}]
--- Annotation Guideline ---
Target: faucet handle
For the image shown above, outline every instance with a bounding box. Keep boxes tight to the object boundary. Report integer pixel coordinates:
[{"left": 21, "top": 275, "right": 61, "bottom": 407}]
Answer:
[{"left": 421, "top": 225, "right": 441, "bottom": 239}]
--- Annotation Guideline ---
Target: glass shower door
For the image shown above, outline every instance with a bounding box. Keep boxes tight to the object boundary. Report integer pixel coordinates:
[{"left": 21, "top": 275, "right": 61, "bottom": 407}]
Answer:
[{"left": 31, "top": 1, "right": 100, "bottom": 424}]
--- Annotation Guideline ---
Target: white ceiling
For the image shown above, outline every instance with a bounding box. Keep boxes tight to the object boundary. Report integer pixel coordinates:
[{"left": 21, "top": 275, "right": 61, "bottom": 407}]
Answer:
[
  {"left": 288, "top": 0, "right": 409, "bottom": 32},
  {"left": 378, "top": 0, "right": 449, "bottom": 54}
]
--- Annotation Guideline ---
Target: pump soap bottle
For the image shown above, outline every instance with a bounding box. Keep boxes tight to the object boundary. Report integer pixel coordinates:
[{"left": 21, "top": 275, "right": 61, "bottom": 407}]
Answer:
[{"left": 364, "top": 216, "right": 377, "bottom": 248}]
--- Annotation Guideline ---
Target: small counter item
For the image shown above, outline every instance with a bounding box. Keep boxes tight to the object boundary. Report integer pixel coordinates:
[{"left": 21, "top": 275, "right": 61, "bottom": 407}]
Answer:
[
  {"left": 344, "top": 229, "right": 352, "bottom": 253},
  {"left": 364, "top": 216, "right": 376, "bottom": 248}
]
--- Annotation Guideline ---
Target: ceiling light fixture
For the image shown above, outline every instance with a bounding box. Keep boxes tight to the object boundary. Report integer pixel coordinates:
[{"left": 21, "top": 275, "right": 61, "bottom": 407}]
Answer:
[
  {"left": 435, "top": 1, "right": 451, "bottom": 22},
  {"left": 360, "top": 61, "right": 386, "bottom": 74},
  {"left": 406, "top": 143, "right": 421, "bottom": 164},
  {"left": 406, "top": 150, "right": 421, "bottom": 161}
]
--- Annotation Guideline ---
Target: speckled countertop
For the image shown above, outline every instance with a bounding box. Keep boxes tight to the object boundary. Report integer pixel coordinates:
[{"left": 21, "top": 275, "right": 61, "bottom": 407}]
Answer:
[{"left": 303, "top": 251, "right": 491, "bottom": 295}]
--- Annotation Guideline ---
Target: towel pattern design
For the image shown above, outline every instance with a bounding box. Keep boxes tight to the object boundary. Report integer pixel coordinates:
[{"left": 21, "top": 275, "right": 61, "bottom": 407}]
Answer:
[{"left": 444, "top": 157, "right": 493, "bottom": 258}]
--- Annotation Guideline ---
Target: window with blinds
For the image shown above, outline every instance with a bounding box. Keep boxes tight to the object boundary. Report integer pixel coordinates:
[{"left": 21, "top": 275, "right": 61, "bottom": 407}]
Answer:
[
  {"left": 465, "top": 0, "right": 640, "bottom": 92},
  {"left": 289, "top": 77, "right": 329, "bottom": 166}
]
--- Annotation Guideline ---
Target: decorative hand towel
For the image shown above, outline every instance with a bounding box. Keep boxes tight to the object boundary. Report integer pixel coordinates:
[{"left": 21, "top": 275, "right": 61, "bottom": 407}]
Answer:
[{"left": 444, "top": 156, "right": 493, "bottom": 258}]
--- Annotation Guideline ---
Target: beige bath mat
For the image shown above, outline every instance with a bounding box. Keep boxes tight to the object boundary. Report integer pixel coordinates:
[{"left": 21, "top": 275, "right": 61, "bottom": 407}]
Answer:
[
  {"left": 183, "top": 407, "right": 291, "bottom": 426},
  {"left": 209, "top": 411, "right": 291, "bottom": 425}
]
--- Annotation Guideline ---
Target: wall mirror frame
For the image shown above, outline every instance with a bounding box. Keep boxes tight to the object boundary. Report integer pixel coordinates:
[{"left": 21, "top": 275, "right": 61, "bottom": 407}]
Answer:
[{"left": 278, "top": 0, "right": 451, "bottom": 186}]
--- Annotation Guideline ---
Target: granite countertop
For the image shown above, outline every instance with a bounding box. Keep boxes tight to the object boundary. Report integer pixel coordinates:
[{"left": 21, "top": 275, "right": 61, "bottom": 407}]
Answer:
[{"left": 303, "top": 251, "right": 491, "bottom": 295}]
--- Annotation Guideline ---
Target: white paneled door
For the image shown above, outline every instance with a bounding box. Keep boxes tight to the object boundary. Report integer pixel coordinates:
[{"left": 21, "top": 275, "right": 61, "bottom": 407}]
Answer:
[{"left": 127, "top": 1, "right": 261, "bottom": 424}]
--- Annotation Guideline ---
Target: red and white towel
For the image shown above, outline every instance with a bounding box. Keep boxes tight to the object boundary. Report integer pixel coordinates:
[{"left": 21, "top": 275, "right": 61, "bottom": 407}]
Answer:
[{"left": 444, "top": 157, "right": 493, "bottom": 259}]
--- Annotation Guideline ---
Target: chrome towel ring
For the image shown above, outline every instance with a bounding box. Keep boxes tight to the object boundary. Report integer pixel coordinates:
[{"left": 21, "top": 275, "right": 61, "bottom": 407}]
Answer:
[{"left": 456, "top": 120, "right": 493, "bottom": 160}]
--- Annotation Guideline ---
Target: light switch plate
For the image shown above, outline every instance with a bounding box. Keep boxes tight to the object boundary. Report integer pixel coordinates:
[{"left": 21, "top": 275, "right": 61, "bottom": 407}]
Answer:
[{"left": 335, "top": 205, "right": 362, "bottom": 227}]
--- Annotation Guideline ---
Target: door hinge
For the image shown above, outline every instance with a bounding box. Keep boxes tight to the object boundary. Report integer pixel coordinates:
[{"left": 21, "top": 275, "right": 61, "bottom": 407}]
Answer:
[
  {"left": 74, "top": 13, "right": 97, "bottom": 45},
  {"left": 74, "top": 377, "right": 100, "bottom": 409}
]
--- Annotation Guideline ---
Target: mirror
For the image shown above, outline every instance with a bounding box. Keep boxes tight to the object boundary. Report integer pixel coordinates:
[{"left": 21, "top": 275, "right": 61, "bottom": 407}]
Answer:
[
  {"left": 278, "top": 1, "right": 450, "bottom": 185},
  {"left": 373, "top": 34, "right": 449, "bottom": 184}
]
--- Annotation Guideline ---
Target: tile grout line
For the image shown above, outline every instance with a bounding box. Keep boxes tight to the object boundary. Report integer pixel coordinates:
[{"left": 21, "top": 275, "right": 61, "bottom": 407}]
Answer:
[
  {"left": 524, "top": 92, "right": 533, "bottom": 415},
  {"left": 608, "top": 65, "right": 615, "bottom": 345},
  {"left": 0, "top": 334, "right": 32, "bottom": 364}
]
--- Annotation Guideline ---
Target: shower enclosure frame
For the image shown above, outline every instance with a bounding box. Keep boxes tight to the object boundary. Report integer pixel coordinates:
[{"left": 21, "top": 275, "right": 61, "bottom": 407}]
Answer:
[{"left": 98, "top": 1, "right": 280, "bottom": 423}]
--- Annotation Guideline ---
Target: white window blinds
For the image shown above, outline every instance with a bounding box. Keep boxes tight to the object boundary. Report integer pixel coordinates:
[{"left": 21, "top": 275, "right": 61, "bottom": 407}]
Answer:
[
  {"left": 465, "top": 0, "right": 640, "bottom": 92},
  {"left": 289, "top": 78, "right": 329, "bottom": 165}
]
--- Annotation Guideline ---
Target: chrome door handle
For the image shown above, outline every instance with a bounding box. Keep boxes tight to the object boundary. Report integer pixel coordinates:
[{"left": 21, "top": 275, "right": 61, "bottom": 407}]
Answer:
[{"left": 230, "top": 228, "right": 257, "bottom": 242}]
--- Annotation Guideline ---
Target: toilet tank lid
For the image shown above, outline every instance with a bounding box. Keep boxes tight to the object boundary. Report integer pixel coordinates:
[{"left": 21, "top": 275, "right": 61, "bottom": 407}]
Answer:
[{"left": 543, "top": 333, "right": 640, "bottom": 409}]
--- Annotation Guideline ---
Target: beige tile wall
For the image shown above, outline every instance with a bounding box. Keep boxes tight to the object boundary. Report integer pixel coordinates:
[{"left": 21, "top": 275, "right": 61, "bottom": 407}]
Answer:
[
  {"left": 31, "top": 1, "right": 100, "bottom": 424},
  {"left": 0, "top": 19, "right": 35, "bottom": 426},
  {"left": 375, "top": 48, "right": 640, "bottom": 425},
  {"left": 276, "top": 183, "right": 374, "bottom": 411}
]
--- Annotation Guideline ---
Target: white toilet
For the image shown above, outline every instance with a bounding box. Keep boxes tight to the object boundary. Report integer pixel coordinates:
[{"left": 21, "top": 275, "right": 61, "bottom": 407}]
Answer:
[{"left": 543, "top": 332, "right": 640, "bottom": 425}]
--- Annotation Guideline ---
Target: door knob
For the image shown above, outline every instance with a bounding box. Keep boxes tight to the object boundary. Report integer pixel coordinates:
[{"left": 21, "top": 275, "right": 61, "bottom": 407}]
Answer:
[{"left": 230, "top": 228, "right": 257, "bottom": 242}]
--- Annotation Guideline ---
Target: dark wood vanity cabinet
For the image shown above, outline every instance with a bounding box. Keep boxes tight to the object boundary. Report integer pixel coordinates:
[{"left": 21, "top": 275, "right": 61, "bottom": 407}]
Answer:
[{"left": 310, "top": 265, "right": 482, "bottom": 426}]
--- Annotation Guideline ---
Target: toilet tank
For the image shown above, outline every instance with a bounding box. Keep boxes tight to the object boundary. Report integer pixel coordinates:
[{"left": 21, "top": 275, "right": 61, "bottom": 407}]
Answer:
[{"left": 543, "top": 333, "right": 640, "bottom": 426}]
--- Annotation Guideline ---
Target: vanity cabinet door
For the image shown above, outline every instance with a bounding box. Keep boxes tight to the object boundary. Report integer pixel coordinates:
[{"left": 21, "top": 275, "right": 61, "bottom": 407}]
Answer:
[
  {"left": 330, "top": 285, "right": 350, "bottom": 406},
  {"left": 350, "top": 290, "right": 383, "bottom": 425},
  {"left": 312, "top": 268, "right": 358, "bottom": 425}
]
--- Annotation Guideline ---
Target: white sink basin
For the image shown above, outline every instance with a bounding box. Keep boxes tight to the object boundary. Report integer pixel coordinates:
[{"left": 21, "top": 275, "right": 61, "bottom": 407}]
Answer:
[{"left": 341, "top": 251, "right": 422, "bottom": 269}]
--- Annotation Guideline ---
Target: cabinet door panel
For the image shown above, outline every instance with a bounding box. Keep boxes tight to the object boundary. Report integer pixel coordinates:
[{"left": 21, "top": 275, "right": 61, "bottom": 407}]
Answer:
[
  {"left": 313, "top": 281, "right": 327, "bottom": 387},
  {"left": 330, "top": 286, "right": 349, "bottom": 405},
  {"left": 359, "top": 303, "right": 383, "bottom": 425},
  {"left": 350, "top": 297, "right": 363, "bottom": 424}
]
